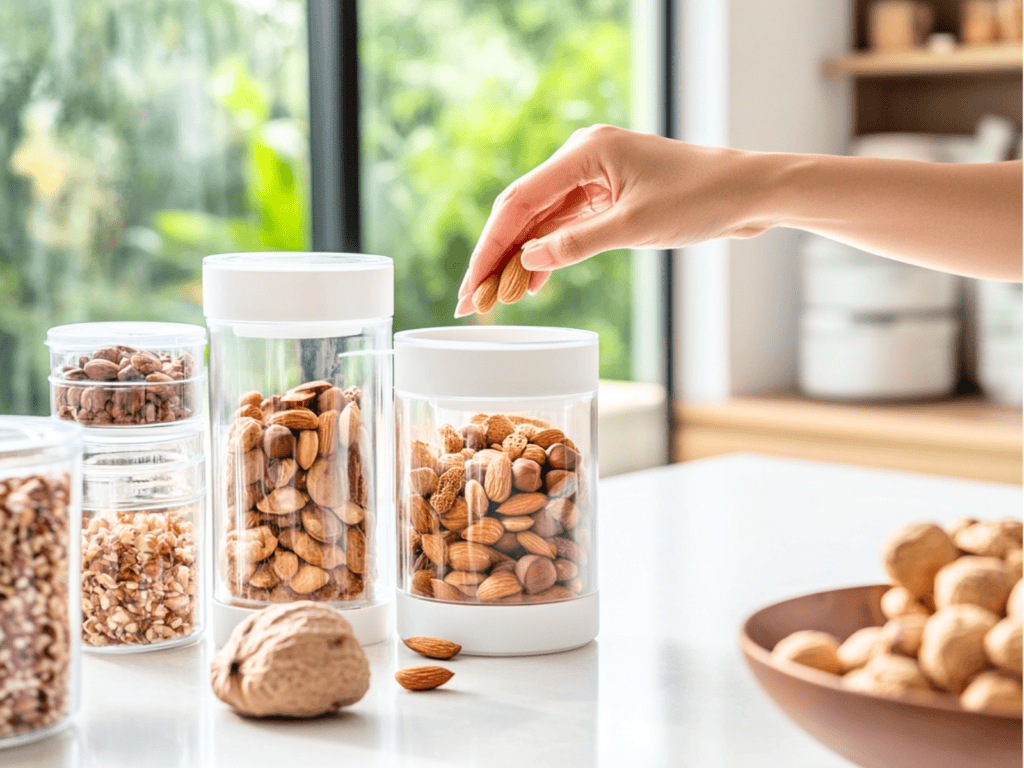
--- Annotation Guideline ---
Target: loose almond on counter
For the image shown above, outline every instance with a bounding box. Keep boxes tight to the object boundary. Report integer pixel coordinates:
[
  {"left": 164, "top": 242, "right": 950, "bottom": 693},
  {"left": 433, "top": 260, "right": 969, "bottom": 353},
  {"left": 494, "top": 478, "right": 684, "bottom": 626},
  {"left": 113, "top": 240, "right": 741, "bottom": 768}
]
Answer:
[
  {"left": 395, "top": 665, "right": 455, "bottom": 691},
  {"left": 403, "top": 636, "right": 462, "bottom": 660}
]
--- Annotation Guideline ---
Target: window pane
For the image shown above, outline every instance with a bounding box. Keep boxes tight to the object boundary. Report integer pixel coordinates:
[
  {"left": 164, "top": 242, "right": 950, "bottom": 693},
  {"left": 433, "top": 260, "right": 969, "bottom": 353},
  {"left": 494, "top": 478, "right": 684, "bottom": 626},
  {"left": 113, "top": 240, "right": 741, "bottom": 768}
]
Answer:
[
  {"left": 0, "top": 0, "right": 309, "bottom": 414},
  {"left": 360, "top": 0, "right": 634, "bottom": 380}
]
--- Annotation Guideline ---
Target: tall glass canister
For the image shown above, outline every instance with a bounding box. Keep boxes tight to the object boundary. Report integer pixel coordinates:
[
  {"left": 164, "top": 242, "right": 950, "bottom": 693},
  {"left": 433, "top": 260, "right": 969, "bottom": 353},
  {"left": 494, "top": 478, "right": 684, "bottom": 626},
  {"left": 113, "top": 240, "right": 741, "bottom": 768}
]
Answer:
[
  {"left": 0, "top": 417, "right": 82, "bottom": 748},
  {"left": 204, "top": 253, "right": 393, "bottom": 646},
  {"left": 394, "top": 326, "right": 599, "bottom": 655}
]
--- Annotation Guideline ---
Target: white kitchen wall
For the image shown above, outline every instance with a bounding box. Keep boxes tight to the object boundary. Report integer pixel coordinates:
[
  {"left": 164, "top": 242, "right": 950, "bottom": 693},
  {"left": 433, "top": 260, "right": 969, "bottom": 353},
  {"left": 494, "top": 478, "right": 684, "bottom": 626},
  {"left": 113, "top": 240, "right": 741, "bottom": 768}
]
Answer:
[{"left": 674, "top": 0, "right": 853, "bottom": 402}]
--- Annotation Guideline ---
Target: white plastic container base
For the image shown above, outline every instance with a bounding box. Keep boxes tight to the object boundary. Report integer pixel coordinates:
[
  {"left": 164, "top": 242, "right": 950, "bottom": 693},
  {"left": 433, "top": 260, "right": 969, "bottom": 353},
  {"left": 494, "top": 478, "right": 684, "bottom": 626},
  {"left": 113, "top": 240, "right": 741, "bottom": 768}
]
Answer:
[
  {"left": 212, "top": 598, "right": 393, "bottom": 648},
  {"left": 397, "top": 591, "right": 599, "bottom": 656},
  {"left": 800, "top": 309, "right": 958, "bottom": 401}
]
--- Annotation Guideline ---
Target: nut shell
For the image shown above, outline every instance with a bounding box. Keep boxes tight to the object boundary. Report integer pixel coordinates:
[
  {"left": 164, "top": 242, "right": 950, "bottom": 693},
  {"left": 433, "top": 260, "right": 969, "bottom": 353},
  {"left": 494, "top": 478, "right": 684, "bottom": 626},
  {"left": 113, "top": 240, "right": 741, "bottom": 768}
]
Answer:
[
  {"left": 881, "top": 522, "right": 957, "bottom": 599},
  {"left": 771, "top": 630, "right": 843, "bottom": 675},
  {"left": 210, "top": 602, "right": 370, "bottom": 718},
  {"left": 919, "top": 604, "right": 999, "bottom": 693}
]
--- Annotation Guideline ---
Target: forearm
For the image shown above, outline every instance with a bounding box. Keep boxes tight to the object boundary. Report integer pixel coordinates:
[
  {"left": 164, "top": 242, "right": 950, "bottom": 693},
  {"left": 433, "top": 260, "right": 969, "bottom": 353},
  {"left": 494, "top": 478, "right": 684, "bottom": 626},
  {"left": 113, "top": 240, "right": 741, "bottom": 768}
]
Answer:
[{"left": 756, "top": 154, "right": 1022, "bottom": 281}]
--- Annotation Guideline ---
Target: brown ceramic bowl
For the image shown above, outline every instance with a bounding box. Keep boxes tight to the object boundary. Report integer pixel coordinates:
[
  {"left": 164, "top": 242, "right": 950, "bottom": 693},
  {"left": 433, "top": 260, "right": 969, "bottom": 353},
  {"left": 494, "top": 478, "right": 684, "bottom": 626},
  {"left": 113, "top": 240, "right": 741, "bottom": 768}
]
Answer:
[{"left": 740, "top": 584, "right": 1022, "bottom": 768}]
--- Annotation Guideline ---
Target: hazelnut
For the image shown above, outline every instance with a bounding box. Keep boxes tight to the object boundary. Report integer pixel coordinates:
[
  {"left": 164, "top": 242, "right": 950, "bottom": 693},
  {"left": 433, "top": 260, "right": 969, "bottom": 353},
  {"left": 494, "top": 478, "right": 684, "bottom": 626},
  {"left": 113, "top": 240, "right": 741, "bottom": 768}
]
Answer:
[
  {"left": 933, "top": 556, "right": 1014, "bottom": 615},
  {"left": 919, "top": 604, "right": 999, "bottom": 693},
  {"left": 984, "top": 616, "right": 1022, "bottom": 675},
  {"left": 263, "top": 424, "right": 296, "bottom": 460},
  {"left": 881, "top": 522, "right": 957, "bottom": 598},
  {"left": 960, "top": 671, "right": 1023, "bottom": 715},
  {"left": 511, "top": 459, "right": 543, "bottom": 493},
  {"left": 771, "top": 630, "right": 843, "bottom": 674},
  {"left": 210, "top": 602, "right": 370, "bottom": 718}
]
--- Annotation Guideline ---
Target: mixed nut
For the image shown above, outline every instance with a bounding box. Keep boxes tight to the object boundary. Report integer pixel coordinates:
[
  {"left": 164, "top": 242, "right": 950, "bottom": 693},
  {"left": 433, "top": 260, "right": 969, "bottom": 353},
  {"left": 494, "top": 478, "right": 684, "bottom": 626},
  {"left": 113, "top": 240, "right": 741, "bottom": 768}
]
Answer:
[
  {"left": 771, "top": 517, "right": 1023, "bottom": 715},
  {"left": 0, "top": 473, "right": 74, "bottom": 739},
  {"left": 80, "top": 505, "right": 199, "bottom": 647},
  {"left": 400, "top": 412, "right": 591, "bottom": 604},
  {"left": 220, "top": 381, "right": 374, "bottom": 604},
  {"left": 52, "top": 346, "right": 200, "bottom": 426}
]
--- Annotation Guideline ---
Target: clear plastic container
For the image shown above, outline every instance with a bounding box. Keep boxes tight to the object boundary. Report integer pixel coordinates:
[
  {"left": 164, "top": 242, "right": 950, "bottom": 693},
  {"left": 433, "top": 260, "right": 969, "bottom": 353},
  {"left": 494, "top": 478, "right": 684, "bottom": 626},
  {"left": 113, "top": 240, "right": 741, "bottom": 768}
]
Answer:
[
  {"left": 203, "top": 252, "right": 394, "bottom": 646},
  {"left": 0, "top": 417, "right": 82, "bottom": 749},
  {"left": 393, "top": 326, "right": 599, "bottom": 656},
  {"left": 46, "top": 322, "right": 207, "bottom": 427},
  {"left": 79, "top": 424, "right": 205, "bottom": 652}
]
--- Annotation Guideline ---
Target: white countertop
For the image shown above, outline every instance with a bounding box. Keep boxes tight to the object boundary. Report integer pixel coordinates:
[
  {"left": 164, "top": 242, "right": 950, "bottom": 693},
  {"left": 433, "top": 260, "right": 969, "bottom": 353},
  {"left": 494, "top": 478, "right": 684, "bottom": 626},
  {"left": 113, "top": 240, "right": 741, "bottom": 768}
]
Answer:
[{"left": 8, "top": 454, "right": 1021, "bottom": 768}]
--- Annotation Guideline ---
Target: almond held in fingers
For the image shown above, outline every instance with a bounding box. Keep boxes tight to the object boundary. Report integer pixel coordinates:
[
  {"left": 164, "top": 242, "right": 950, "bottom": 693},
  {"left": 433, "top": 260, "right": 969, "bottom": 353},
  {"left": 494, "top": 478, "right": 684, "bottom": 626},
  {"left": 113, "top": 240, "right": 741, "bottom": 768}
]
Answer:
[
  {"left": 395, "top": 665, "right": 455, "bottom": 691},
  {"left": 473, "top": 274, "right": 500, "bottom": 314},
  {"left": 403, "top": 636, "right": 462, "bottom": 660},
  {"left": 497, "top": 251, "right": 530, "bottom": 305}
]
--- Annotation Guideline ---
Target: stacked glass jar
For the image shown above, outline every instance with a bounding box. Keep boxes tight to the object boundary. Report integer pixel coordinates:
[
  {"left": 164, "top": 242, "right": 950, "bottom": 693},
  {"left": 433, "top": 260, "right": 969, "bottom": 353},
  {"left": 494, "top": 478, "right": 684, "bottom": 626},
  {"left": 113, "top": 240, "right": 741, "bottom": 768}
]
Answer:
[
  {"left": 46, "top": 323, "right": 207, "bottom": 652},
  {"left": 394, "top": 326, "right": 599, "bottom": 655},
  {"left": 203, "top": 252, "right": 394, "bottom": 646},
  {"left": 0, "top": 417, "right": 82, "bottom": 748}
]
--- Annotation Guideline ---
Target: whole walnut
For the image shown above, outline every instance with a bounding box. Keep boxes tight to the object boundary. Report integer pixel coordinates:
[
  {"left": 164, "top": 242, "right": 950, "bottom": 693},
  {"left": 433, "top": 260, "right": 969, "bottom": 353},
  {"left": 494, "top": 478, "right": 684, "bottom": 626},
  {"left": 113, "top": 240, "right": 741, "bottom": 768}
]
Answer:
[
  {"left": 211, "top": 602, "right": 370, "bottom": 718},
  {"left": 954, "top": 520, "right": 1023, "bottom": 559},
  {"left": 960, "top": 671, "right": 1023, "bottom": 715},
  {"left": 918, "top": 604, "right": 999, "bottom": 693},
  {"left": 842, "top": 654, "right": 931, "bottom": 698},
  {"left": 1005, "top": 549, "right": 1023, "bottom": 581},
  {"left": 1009, "top": 580, "right": 1022, "bottom": 618},
  {"left": 984, "top": 616, "right": 1023, "bottom": 675},
  {"left": 837, "top": 627, "right": 887, "bottom": 672},
  {"left": 933, "top": 556, "right": 1015, "bottom": 615},
  {"left": 881, "top": 523, "right": 957, "bottom": 598},
  {"left": 879, "top": 614, "right": 928, "bottom": 658},
  {"left": 770, "top": 630, "right": 843, "bottom": 675},
  {"left": 880, "top": 586, "right": 931, "bottom": 620}
]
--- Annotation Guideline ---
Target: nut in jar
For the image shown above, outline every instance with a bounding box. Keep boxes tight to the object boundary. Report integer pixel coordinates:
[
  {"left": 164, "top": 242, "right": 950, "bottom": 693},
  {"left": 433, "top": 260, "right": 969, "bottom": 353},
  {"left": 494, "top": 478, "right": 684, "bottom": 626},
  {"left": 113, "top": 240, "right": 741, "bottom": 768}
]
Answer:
[
  {"left": 401, "top": 413, "right": 591, "bottom": 604},
  {"left": 221, "top": 381, "right": 374, "bottom": 604}
]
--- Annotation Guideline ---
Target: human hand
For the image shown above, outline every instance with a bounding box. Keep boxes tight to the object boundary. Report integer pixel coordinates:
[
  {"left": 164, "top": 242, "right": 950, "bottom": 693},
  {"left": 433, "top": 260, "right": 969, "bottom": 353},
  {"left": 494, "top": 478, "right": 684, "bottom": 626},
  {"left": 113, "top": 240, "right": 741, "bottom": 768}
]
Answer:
[{"left": 455, "top": 124, "right": 774, "bottom": 316}]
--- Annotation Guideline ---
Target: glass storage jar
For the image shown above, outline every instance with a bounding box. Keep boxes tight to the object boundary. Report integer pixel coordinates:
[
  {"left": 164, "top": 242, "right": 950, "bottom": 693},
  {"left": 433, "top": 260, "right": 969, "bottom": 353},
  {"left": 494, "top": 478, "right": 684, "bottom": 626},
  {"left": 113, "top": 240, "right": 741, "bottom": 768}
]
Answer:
[
  {"left": 203, "top": 252, "right": 394, "bottom": 646},
  {"left": 0, "top": 417, "right": 82, "bottom": 748},
  {"left": 79, "top": 423, "right": 205, "bottom": 652},
  {"left": 394, "top": 326, "right": 599, "bottom": 655},
  {"left": 46, "top": 322, "right": 207, "bottom": 427}
]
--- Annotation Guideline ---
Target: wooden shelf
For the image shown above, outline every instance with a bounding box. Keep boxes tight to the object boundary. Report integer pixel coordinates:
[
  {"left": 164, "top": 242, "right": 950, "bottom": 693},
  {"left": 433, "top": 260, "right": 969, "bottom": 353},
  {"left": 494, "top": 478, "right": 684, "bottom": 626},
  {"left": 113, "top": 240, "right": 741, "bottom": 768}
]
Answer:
[
  {"left": 675, "top": 395, "right": 1023, "bottom": 485},
  {"left": 824, "top": 43, "right": 1023, "bottom": 77}
]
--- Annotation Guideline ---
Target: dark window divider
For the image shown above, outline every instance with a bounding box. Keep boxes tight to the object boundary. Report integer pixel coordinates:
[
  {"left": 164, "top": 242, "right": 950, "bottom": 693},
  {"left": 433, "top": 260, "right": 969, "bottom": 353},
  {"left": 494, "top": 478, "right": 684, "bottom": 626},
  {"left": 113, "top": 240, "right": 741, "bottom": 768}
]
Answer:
[{"left": 662, "top": 0, "right": 677, "bottom": 462}]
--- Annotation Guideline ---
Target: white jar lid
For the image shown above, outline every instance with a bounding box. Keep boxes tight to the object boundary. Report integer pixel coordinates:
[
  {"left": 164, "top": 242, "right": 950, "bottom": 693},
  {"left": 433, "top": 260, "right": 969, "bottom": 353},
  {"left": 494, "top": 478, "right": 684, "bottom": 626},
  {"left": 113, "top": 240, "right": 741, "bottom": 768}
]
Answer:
[
  {"left": 202, "top": 253, "right": 393, "bottom": 323},
  {"left": 394, "top": 326, "right": 599, "bottom": 399}
]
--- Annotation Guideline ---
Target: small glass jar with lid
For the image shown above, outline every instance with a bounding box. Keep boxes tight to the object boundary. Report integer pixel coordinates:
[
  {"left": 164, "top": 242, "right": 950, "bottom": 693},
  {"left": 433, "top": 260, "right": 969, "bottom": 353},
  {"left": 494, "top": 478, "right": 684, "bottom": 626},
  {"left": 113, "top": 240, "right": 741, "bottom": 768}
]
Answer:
[
  {"left": 79, "top": 422, "right": 206, "bottom": 651},
  {"left": 0, "top": 417, "right": 82, "bottom": 749},
  {"left": 46, "top": 322, "right": 207, "bottom": 427},
  {"left": 203, "top": 252, "right": 394, "bottom": 646},
  {"left": 394, "top": 326, "right": 599, "bottom": 655}
]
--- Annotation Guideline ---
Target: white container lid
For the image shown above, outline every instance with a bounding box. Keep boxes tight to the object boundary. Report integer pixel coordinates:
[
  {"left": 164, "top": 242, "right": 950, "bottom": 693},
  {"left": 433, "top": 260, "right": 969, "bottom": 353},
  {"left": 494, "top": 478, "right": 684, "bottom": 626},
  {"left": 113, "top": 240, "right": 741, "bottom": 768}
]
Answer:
[
  {"left": 46, "top": 321, "right": 207, "bottom": 351},
  {"left": 0, "top": 417, "right": 82, "bottom": 460},
  {"left": 202, "top": 252, "right": 393, "bottom": 324},
  {"left": 394, "top": 326, "right": 598, "bottom": 399}
]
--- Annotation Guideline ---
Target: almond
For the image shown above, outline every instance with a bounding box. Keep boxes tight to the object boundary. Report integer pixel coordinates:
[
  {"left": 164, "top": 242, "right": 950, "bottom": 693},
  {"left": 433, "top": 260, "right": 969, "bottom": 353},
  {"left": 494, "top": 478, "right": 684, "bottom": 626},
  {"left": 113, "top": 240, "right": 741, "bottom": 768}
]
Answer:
[
  {"left": 430, "top": 579, "right": 466, "bottom": 602},
  {"left": 473, "top": 274, "right": 500, "bottom": 314},
  {"left": 395, "top": 665, "right": 455, "bottom": 691},
  {"left": 521, "top": 444, "right": 547, "bottom": 464},
  {"left": 497, "top": 250, "right": 529, "bottom": 305},
  {"left": 517, "top": 530, "right": 557, "bottom": 559},
  {"left": 496, "top": 492, "right": 547, "bottom": 516},
  {"left": 421, "top": 534, "right": 447, "bottom": 567},
  {"left": 447, "top": 541, "right": 494, "bottom": 572},
  {"left": 318, "top": 386, "right": 347, "bottom": 414},
  {"left": 238, "top": 390, "right": 264, "bottom": 409},
  {"left": 290, "top": 563, "right": 330, "bottom": 594},
  {"left": 410, "top": 441, "right": 439, "bottom": 471},
  {"left": 270, "top": 550, "right": 299, "bottom": 582},
  {"left": 301, "top": 505, "right": 344, "bottom": 543},
  {"left": 296, "top": 429, "right": 319, "bottom": 470},
  {"left": 403, "top": 636, "right": 462, "bottom": 660},
  {"left": 306, "top": 457, "right": 347, "bottom": 508},
  {"left": 484, "top": 454, "right": 512, "bottom": 502},
  {"left": 501, "top": 515, "right": 534, "bottom": 533},
  {"left": 410, "top": 495, "right": 440, "bottom": 534},
  {"left": 267, "top": 458, "right": 297, "bottom": 488},
  {"left": 465, "top": 479, "right": 489, "bottom": 519},
  {"left": 263, "top": 424, "right": 296, "bottom": 459},
  {"left": 289, "top": 379, "right": 333, "bottom": 396},
  {"left": 477, "top": 571, "right": 523, "bottom": 601},
  {"left": 83, "top": 358, "right": 119, "bottom": 381},
  {"left": 346, "top": 528, "right": 366, "bottom": 574},
  {"left": 445, "top": 570, "right": 487, "bottom": 586},
  {"left": 280, "top": 389, "right": 318, "bottom": 407},
  {"left": 494, "top": 532, "right": 520, "bottom": 554},
  {"left": 411, "top": 570, "right": 434, "bottom": 596},
  {"left": 314, "top": 411, "right": 337, "bottom": 457},
  {"left": 249, "top": 563, "right": 279, "bottom": 589},
  {"left": 236, "top": 418, "right": 263, "bottom": 452},
  {"left": 515, "top": 554, "right": 558, "bottom": 595},
  {"left": 338, "top": 403, "right": 361, "bottom": 449},
  {"left": 335, "top": 501, "right": 365, "bottom": 526},
  {"left": 463, "top": 517, "right": 505, "bottom": 546},
  {"left": 410, "top": 467, "right": 439, "bottom": 496},
  {"left": 257, "top": 487, "right": 308, "bottom": 516},
  {"left": 554, "top": 558, "right": 578, "bottom": 581},
  {"left": 531, "top": 428, "right": 567, "bottom": 449},
  {"left": 270, "top": 409, "right": 319, "bottom": 431},
  {"left": 440, "top": 497, "right": 470, "bottom": 532}
]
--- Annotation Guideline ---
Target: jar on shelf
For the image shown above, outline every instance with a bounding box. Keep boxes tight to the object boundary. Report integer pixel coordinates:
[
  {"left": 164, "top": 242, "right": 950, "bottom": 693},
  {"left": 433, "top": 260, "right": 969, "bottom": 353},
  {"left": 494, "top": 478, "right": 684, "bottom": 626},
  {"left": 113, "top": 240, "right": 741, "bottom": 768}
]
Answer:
[
  {"left": 203, "top": 252, "right": 394, "bottom": 646},
  {"left": 0, "top": 417, "right": 82, "bottom": 749},
  {"left": 46, "top": 322, "right": 207, "bottom": 427},
  {"left": 79, "top": 423, "right": 206, "bottom": 651},
  {"left": 394, "top": 326, "right": 599, "bottom": 656}
]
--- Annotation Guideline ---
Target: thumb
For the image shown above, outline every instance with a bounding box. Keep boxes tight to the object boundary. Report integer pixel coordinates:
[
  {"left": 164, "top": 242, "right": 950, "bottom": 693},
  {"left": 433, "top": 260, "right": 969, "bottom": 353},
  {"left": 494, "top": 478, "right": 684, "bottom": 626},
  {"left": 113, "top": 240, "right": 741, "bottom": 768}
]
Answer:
[{"left": 519, "top": 208, "right": 629, "bottom": 271}]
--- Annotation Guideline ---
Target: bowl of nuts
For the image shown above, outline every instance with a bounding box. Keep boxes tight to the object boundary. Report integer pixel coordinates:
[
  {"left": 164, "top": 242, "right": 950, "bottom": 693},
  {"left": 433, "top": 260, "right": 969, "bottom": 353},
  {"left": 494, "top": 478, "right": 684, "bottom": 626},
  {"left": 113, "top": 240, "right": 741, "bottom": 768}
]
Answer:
[{"left": 740, "top": 518, "right": 1022, "bottom": 768}]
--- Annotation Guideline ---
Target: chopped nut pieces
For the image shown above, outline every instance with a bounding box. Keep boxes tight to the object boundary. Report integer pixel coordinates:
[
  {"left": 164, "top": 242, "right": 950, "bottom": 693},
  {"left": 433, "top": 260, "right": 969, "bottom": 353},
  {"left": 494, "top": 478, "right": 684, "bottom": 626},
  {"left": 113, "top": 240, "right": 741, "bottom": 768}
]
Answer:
[
  {"left": 221, "top": 382, "right": 373, "bottom": 604},
  {"left": 53, "top": 345, "right": 199, "bottom": 425},
  {"left": 0, "top": 474, "right": 73, "bottom": 739},
  {"left": 402, "top": 414, "right": 590, "bottom": 605},
  {"left": 81, "top": 506, "right": 199, "bottom": 647}
]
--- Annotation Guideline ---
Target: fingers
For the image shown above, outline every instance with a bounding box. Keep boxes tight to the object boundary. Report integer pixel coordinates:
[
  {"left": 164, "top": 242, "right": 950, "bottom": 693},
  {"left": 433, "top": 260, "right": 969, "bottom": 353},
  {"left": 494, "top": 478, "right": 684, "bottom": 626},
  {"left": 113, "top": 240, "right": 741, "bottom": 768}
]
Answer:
[
  {"left": 519, "top": 207, "right": 629, "bottom": 271},
  {"left": 527, "top": 269, "right": 551, "bottom": 295},
  {"left": 457, "top": 139, "right": 599, "bottom": 300}
]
